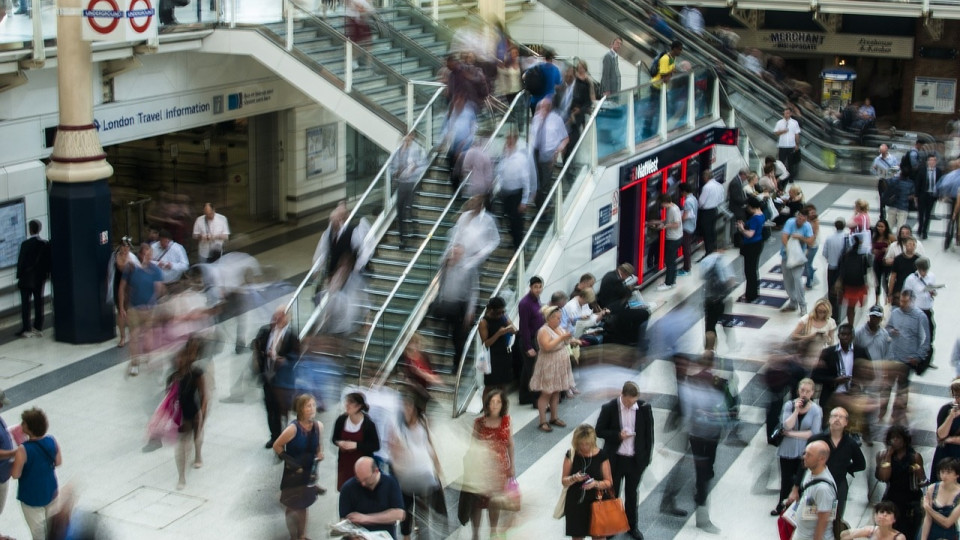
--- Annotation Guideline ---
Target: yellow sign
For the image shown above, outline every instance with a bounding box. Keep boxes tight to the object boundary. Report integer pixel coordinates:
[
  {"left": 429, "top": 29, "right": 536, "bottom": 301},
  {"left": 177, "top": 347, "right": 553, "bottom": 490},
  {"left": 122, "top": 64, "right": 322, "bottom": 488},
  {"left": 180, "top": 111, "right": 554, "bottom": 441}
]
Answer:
[{"left": 733, "top": 30, "right": 914, "bottom": 59}]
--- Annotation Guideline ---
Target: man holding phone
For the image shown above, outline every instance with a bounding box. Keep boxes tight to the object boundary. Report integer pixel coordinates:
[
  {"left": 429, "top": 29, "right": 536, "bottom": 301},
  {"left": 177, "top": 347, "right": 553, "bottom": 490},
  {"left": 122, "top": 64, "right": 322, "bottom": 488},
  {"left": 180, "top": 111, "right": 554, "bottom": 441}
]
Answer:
[
  {"left": 886, "top": 289, "right": 930, "bottom": 423},
  {"left": 595, "top": 381, "right": 654, "bottom": 539}
]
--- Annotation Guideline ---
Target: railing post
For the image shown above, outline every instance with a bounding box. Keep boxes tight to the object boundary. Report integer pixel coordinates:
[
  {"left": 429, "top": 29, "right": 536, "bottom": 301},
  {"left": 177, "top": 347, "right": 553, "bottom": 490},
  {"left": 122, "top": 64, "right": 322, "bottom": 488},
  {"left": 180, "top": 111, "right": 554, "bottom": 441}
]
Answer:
[
  {"left": 711, "top": 73, "right": 720, "bottom": 121},
  {"left": 742, "top": 135, "right": 750, "bottom": 166},
  {"left": 384, "top": 167, "right": 393, "bottom": 213},
  {"left": 426, "top": 102, "right": 434, "bottom": 148},
  {"left": 407, "top": 81, "right": 415, "bottom": 130},
  {"left": 432, "top": 0, "right": 439, "bottom": 21},
  {"left": 626, "top": 91, "right": 635, "bottom": 153},
  {"left": 589, "top": 123, "right": 598, "bottom": 169},
  {"left": 30, "top": 0, "right": 44, "bottom": 65},
  {"left": 727, "top": 108, "right": 735, "bottom": 131},
  {"left": 686, "top": 73, "right": 696, "bottom": 128},
  {"left": 285, "top": 1, "right": 294, "bottom": 51},
  {"left": 230, "top": 0, "right": 237, "bottom": 28},
  {"left": 658, "top": 83, "right": 668, "bottom": 140},
  {"left": 517, "top": 252, "right": 525, "bottom": 292},
  {"left": 345, "top": 44, "right": 353, "bottom": 92}
]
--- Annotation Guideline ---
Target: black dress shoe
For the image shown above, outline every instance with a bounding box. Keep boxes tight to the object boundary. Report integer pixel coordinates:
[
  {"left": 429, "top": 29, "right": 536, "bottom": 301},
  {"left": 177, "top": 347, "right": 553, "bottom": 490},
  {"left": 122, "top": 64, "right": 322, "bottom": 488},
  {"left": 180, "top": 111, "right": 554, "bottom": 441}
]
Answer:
[
  {"left": 660, "top": 505, "right": 688, "bottom": 517},
  {"left": 770, "top": 502, "right": 785, "bottom": 516},
  {"left": 265, "top": 439, "right": 275, "bottom": 449},
  {"left": 627, "top": 529, "right": 644, "bottom": 540}
]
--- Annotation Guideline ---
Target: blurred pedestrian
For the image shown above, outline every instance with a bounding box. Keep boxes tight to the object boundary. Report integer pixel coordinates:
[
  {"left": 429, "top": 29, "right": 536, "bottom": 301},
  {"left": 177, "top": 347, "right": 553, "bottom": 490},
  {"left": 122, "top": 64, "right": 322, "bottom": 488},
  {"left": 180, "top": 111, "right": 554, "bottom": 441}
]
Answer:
[
  {"left": 838, "top": 235, "right": 871, "bottom": 326},
  {"left": 803, "top": 207, "right": 822, "bottom": 290},
  {"left": 872, "top": 220, "right": 896, "bottom": 304},
  {"left": 461, "top": 135, "right": 495, "bottom": 204},
  {"left": 332, "top": 392, "right": 380, "bottom": 491},
  {"left": 312, "top": 201, "right": 372, "bottom": 288},
  {"left": 119, "top": 243, "right": 165, "bottom": 376},
  {"left": 495, "top": 46, "right": 521, "bottom": 101},
  {"left": 526, "top": 49, "right": 562, "bottom": 113},
  {"left": 497, "top": 127, "right": 535, "bottom": 250},
  {"left": 274, "top": 394, "right": 324, "bottom": 540},
  {"left": 700, "top": 250, "right": 735, "bottom": 338},
  {"left": 529, "top": 98, "right": 568, "bottom": 207},
  {"left": 11, "top": 408, "right": 61, "bottom": 540},
  {"left": 444, "top": 96, "right": 478, "bottom": 191},
  {"left": 466, "top": 389, "right": 515, "bottom": 539},
  {"left": 15, "top": 219, "right": 50, "bottom": 339},
  {"left": 446, "top": 196, "right": 500, "bottom": 269},
  {"left": 738, "top": 197, "right": 765, "bottom": 301},
  {"left": 566, "top": 59, "right": 595, "bottom": 158},
  {"left": 531, "top": 306, "right": 574, "bottom": 432},
  {"left": 560, "top": 424, "right": 613, "bottom": 540},
  {"left": 433, "top": 245, "right": 479, "bottom": 373},
  {"left": 876, "top": 425, "right": 925, "bottom": 540},
  {"left": 254, "top": 308, "right": 301, "bottom": 448},
  {"left": 390, "top": 393, "right": 443, "bottom": 540},
  {"left": 886, "top": 290, "right": 930, "bottom": 423},
  {"left": 780, "top": 205, "right": 816, "bottom": 315},
  {"left": 392, "top": 133, "right": 427, "bottom": 248},
  {"left": 192, "top": 202, "right": 229, "bottom": 263},
  {"left": 106, "top": 237, "right": 137, "bottom": 348},
  {"left": 345, "top": 0, "right": 374, "bottom": 69},
  {"left": 171, "top": 336, "right": 209, "bottom": 490},
  {"left": 822, "top": 219, "right": 849, "bottom": 322}
]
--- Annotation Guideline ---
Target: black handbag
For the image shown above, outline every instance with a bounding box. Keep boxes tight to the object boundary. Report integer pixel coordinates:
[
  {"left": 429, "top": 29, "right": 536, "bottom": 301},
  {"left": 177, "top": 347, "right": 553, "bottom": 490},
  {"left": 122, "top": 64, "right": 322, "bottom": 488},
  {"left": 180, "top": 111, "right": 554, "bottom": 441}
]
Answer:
[{"left": 769, "top": 423, "right": 786, "bottom": 446}]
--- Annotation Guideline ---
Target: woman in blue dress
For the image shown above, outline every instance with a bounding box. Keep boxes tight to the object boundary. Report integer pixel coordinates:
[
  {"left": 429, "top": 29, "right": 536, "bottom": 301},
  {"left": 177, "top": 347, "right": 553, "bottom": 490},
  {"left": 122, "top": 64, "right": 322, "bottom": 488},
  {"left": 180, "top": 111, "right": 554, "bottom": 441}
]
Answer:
[{"left": 921, "top": 458, "right": 960, "bottom": 540}]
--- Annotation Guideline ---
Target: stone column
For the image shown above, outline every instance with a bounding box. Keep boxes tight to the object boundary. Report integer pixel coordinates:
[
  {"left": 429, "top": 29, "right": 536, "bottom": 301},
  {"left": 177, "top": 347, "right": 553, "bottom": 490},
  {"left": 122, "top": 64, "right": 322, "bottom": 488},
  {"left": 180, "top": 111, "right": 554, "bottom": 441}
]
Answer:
[
  {"left": 46, "top": 0, "right": 116, "bottom": 343},
  {"left": 477, "top": 0, "right": 504, "bottom": 29}
]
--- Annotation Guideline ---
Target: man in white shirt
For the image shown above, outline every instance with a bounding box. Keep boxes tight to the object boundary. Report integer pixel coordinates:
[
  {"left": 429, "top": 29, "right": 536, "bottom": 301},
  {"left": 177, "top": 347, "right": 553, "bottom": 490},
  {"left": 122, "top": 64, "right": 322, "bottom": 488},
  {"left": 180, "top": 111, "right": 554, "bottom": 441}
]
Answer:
[
  {"left": 653, "top": 193, "right": 683, "bottom": 290},
  {"left": 872, "top": 144, "right": 899, "bottom": 220},
  {"left": 902, "top": 257, "right": 937, "bottom": 346},
  {"left": 392, "top": 132, "right": 426, "bottom": 247},
  {"left": 821, "top": 219, "right": 849, "bottom": 322},
  {"left": 497, "top": 128, "right": 535, "bottom": 250},
  {"left": 681, "top": 5, "right": 704, "bottom": 35},
  {"left": 312, "top": 201, "right": 372, "bottom": 284},
  {"left": 774, "top": 108, "right": 801, "bottom": 180},
  {"left": 150, "top": 229, "right": 190, "bottom": 284},
  {"left": 529, "top": 98, "right": 569, "bottom": 207},
  {"left": 697, "top": 171, "right": 726, "bottom": 256},
  {"left": 192, "top": 202, "right": 230, "bottom": 263}
]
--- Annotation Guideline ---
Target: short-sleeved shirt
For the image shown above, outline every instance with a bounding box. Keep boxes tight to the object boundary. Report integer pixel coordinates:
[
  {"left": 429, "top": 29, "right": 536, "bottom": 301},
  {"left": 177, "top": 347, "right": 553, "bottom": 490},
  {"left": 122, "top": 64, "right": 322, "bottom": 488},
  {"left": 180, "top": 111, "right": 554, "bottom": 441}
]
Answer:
[
  {"left": 890, "top": 254, "right": 918, "bottom": 295},
  {"left": 775, "top": 118, "right": 801, "bottom": 149},
  {"left": 651, "top": 53, "right": 676, "bottom": 89},
  {"left": 339, "top": 472, "right": 405, "bottom": 539},
  {"left": 124, "top": 263, "right": 164, "bottom": 308},
  {"left": 682, "top": 196, "right": 698, "bottom": 233},
  {"left": 664, "top": 204, "right": 682, "bottom": 241},
  {"left": 792, "top": 469, "right": 837, "bottom": 540},
  {"left": 742, "top": 213, "right": 766, "bottom": 245},
  {"left": 780, "top": 217, "right": 813, "bottom": 257}
]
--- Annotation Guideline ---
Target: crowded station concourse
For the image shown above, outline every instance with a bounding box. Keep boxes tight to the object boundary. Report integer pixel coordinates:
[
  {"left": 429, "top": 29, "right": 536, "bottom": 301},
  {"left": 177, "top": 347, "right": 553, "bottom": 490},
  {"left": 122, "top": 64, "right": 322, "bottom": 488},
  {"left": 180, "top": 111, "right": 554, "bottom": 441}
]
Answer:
[{"left": 5, "top": 3, "right": 960, "bottom": 540}]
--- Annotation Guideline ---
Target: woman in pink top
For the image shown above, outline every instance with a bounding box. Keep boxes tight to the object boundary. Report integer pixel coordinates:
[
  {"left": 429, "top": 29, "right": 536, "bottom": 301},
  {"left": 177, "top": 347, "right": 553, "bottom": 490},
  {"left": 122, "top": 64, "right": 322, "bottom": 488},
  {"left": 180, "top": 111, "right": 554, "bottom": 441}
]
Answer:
[{"left": 849, "top": 199, "right": 872, "bottom": 234}]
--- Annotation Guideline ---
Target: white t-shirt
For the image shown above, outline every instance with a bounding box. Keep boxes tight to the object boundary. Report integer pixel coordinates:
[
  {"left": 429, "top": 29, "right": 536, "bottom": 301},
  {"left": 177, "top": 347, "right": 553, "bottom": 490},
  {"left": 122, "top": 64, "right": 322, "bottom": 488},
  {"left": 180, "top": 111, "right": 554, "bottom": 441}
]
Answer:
[
  {"left": 775, "top": 118, "right": 801, "bottom": 149},
  {"left": 665, "top": 204, "right": 683, "bottom": 241},
  {"left": 193, "top": 213, "right": 230, "bottom": 259}
]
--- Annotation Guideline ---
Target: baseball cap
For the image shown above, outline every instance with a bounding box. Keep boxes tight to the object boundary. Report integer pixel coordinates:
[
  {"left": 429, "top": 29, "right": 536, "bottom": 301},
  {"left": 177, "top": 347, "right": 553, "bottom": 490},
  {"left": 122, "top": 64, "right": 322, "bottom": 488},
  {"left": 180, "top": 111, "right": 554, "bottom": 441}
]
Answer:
[
  {"left": 0, "top": 388, "right": 9, "bottom": 407},
  {"left": 868, "top": 305, "right": 884, "bottom": 318}
]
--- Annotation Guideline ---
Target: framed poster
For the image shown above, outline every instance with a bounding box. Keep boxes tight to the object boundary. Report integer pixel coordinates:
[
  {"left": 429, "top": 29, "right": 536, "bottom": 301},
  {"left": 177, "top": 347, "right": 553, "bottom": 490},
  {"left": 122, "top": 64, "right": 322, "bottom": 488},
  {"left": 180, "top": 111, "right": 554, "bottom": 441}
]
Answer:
[
  {"left": 306, "top": 123, "right": 337, "bottom": 176},
  {"left": 0, "top": 198, "right": 26, "bottom": 269},
  {"left": 913, "top": 77, "right": 957, "bottom": 114}
]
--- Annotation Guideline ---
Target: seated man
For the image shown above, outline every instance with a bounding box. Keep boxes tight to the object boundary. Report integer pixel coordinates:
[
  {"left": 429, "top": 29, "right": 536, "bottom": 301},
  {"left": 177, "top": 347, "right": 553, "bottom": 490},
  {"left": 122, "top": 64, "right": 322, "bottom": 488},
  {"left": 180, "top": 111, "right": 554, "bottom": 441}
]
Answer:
[
  {"left": 596, "top": 263, "right": 651, "bottom": 347},
  {"left": 339, "top": 457, "right": 405, "bottom": 539},
  {"left": 150, "top": 229, "right": 189, "bottom": 284}
]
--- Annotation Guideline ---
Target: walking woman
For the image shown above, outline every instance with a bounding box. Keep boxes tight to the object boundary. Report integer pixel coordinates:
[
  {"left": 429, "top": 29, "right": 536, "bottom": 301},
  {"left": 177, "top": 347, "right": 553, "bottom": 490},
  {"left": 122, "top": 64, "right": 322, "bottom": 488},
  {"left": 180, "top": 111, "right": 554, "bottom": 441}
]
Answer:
[
  {"left": 274, "top": 394, "right": 324, "bottom": 540},
  {"left": 332, "top": 392, "right": 380, "bottom": 491},
  {"left": 737, "top": 197, "right": 766, "bottom": 302},
  {"left": 171, "top": 336, "right": 208, "bottom": 490},
  {"left": 772, "top": 378, "right": 822, "bottom": 515},
  {"left": 872, "top": 219, "right": 896, "bottom": 304},
  {"left": 391, "top": 393, "right": 444, "bottom": 540},
  {"left": 530, "top": 306, "right": 574, "bottom": 432},
  {"left": 560, "top": 424, "right": 613, "bottom": 540},
  {"left": 11, "top": 408, "right": 61, "bottom": 540}
]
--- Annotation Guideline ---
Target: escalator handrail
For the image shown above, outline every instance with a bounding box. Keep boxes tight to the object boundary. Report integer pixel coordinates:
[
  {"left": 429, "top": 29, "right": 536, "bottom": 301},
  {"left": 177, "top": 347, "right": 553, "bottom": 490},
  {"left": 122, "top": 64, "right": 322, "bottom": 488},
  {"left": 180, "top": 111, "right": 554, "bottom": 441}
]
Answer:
[
  {"left": 363, "top": 90, "right": 530, "bottom": 386},
  {"left": 285, "top": 85, "right": 447, "bottom": 327},
  {"left": 449, "top": 92, "right": 609, "bottom": 417},
  {"left": 399, "top": 0, "right": 540, "bottom": 59}
]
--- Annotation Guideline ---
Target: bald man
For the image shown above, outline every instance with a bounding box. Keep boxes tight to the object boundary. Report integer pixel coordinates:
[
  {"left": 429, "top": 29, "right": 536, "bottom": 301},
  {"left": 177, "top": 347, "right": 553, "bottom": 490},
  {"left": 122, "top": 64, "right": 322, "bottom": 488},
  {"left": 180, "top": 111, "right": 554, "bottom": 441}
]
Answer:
[
  {"left": 788, "top": 440, "right": 838, "bottom": 540},
  {"left": 339, "top": 457, "right": 405, "bottom": 539}
]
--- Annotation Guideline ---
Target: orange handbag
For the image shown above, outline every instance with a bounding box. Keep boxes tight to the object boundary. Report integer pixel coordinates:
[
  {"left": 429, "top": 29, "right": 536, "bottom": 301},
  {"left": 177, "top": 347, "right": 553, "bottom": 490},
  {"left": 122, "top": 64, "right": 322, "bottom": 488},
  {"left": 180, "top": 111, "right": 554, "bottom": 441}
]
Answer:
[{"left": 589, "top": 489, "right": 630, "bottom": 537}]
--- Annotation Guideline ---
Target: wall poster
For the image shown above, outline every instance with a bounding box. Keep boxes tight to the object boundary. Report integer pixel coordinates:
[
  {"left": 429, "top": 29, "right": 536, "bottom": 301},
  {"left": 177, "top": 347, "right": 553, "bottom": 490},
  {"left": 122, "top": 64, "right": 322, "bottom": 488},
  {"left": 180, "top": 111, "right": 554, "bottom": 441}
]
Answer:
[
  {"left": 307, "top": 123, "right": 338, "bottom": 176},
  {"left": 913, "top": 77, "right": 957, "bottom": 114}
]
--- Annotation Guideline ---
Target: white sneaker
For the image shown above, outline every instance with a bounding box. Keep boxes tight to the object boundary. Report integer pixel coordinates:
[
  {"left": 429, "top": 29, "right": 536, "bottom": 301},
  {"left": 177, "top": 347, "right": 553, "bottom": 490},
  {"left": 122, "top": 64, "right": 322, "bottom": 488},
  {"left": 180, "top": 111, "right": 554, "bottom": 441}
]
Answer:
[
  {"left": 30, "top": 330, "right": 42, "bottom": 338},
  {"left": 780, "top": 302, "right": 796, "bottom": 312},
  {"left": 656, "top": 283, "right": 676, "bottom": 291}
]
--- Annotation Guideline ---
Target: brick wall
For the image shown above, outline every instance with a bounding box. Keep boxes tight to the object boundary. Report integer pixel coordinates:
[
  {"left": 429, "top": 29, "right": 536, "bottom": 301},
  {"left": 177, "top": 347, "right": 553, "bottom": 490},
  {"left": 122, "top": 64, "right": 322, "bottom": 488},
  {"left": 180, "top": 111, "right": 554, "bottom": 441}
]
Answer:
[{"left": 900, "top": 20, "right": 960, "bottom": 135}]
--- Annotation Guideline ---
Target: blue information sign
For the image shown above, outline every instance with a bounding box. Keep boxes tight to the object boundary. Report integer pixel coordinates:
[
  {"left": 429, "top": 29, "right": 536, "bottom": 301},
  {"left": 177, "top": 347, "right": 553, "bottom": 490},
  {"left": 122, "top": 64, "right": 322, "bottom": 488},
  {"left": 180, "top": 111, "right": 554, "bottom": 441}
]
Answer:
[
  {"left": 598, "top": 204, "right": 612, "bottom": 227},
  {"left": 591, "top": 225, "right": 616, "bottom": 259}
]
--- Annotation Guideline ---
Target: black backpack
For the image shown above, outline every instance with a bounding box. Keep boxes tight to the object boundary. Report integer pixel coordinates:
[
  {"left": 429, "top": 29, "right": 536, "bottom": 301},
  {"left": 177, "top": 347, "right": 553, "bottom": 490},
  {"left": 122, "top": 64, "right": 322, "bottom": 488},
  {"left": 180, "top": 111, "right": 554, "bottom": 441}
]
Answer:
[
  {"left": 523, "top": 64, "right": 546, "bottom": 96},
  {"left": 648, "top": 52, "right": 666, "bottom": 77}
]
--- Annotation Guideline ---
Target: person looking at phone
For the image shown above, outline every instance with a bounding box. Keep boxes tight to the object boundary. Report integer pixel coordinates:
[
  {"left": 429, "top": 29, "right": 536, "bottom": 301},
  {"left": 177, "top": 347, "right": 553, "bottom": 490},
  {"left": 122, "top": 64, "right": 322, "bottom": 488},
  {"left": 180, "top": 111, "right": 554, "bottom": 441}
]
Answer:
[
  {"left": 478, "top": 296, "right": 517, "bottom": 389},
  {"left": 930, "top": 380, "right": 960, "bottom": 482},
  {"left": 560, "top": 424, "right": 613, "bottom": 540},
  {"left": 902, "top": 257, "right": 938, "bottom": 347},
  {"left": 773, "top": 378, "right": 822, "bottom": 516},
  {"left": 790, "top": 299, "right": 838, "bottom": 371}
]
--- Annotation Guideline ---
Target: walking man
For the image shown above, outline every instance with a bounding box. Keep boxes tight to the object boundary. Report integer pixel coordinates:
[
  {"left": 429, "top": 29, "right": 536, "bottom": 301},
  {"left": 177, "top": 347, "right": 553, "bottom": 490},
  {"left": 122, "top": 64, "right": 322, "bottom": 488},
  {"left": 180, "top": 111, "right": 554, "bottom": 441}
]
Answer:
[
  {"left": 15, "top": 220, "right": 50, "bottom": 338},
  {"left": 917, "top": 155, "right": 942, "bottom": 240},
  {"left": 780, "top": 205, "right": 816, "bottom": 315},
  {"left": 785, "top": 440, "right": 838, "bottom": 540},
  {"left": 193, "top": 202, "right": 230, "bottom": 263},
  {"left": 774, "top": 108, "right": 801, "bottom": 180},
  {"left": 595, "top": 381, "right": 654, "bottom": 540}
]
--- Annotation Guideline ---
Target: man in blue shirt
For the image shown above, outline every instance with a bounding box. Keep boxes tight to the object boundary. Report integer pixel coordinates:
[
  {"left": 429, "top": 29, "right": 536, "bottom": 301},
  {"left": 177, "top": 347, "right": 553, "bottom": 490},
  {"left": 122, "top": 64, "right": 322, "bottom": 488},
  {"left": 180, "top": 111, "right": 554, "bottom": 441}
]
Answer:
[
  {"left": 882, "top": 170, "right": 915, "bottom": 232},
  {"left": 528, "top": 49, "right": 562, "bottom": 113},
  {"left": 780, "top": 206, "right": 816, "bottom": 315},
  {"left": 339, "top": 457, "right": 405, "bottom": 539}
]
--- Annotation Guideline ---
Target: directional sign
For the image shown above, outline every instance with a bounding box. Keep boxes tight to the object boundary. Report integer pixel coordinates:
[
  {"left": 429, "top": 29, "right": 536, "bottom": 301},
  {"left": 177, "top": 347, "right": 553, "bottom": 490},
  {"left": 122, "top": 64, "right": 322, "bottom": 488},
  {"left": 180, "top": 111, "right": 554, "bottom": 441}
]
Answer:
[{"left": 83, "top": 0, "right": 157, "bottom": 42}]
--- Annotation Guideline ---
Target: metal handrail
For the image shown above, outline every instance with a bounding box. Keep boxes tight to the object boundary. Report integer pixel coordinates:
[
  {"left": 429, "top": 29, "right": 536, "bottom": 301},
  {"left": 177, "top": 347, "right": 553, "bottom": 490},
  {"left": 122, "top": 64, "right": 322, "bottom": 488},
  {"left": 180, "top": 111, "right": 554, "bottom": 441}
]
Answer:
[
  {"left": 284, "top": 85, "right": 447, "bottom": 328},
  {"left": 449, "top": 93, "right": 608, "bottom": 417},
  {"left": 361, "top": 90, "right": 529, "bottom": 386}
]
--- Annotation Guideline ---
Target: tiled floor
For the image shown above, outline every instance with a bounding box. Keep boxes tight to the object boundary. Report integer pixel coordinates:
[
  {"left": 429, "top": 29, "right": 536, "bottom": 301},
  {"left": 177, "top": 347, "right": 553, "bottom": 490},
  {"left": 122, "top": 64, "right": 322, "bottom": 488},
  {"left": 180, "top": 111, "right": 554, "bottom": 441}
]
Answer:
[{"left": 1, "top": 179, "right": 959, "bottom": 539}]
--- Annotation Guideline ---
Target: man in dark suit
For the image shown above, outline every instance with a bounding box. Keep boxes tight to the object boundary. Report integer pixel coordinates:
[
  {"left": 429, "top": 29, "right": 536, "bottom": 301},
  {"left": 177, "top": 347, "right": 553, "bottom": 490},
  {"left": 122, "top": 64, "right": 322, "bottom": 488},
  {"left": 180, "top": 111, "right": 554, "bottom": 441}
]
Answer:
[
  {"left": 254, "top": 307, "right": 300, "bottom": 448},
  {"left": 811, "top": 324, "right": 870, "bottom": 421},
  {"left": 916, "top": 154, "right": 943, "bottom": 240},
  {"left": 595, "top": 381, "right": 654, "bottom": 540},
  {"left": 16, "top": 220, "right": 50, "bottom": 338},
  {"left": 596, "top": 263, "right": 650, "bottom": 346}
]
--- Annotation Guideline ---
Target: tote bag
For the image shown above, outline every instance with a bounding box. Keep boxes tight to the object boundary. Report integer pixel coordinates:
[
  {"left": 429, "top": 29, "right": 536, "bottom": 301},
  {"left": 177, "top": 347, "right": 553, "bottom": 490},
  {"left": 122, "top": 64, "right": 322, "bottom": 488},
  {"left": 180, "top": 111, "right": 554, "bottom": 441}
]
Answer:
[{"left": 785, "top": 238, "right": 806, "bottom": 268}]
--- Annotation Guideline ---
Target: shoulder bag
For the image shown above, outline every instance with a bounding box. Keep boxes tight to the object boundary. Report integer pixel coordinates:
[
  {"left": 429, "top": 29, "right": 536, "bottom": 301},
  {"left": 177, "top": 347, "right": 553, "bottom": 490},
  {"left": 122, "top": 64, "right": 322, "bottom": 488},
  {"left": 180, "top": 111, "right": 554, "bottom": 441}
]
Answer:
[
  {"left": 785, "top": 237, "right": 806, "bottom": 268},
  {"left": 552, "top": 484, "right": 569, "bottom": 519},
  {"left": 589, "top": 489, "right": 630, "bottom": 537}
]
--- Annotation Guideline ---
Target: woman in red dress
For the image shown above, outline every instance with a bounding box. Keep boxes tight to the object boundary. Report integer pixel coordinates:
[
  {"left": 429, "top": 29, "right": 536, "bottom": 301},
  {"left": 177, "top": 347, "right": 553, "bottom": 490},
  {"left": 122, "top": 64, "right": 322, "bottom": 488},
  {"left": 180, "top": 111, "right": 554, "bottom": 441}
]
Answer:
[
  {"left": 331, "top": 392, "right": 380, "bottom": 490},
  {"left": 468, "top": 388, "right": 516, "bottom": 539}
]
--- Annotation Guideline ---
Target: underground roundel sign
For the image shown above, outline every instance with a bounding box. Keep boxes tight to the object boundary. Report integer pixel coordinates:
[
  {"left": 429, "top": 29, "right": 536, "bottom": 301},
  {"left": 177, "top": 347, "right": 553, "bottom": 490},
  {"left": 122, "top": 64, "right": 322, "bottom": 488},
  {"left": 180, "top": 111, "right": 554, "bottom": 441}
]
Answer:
[
  {"left": 126, "top": 0, "right": 156, "bottom": 35},
  {"left": 82, "top": 0, "right": 123, "bottom": 36}
]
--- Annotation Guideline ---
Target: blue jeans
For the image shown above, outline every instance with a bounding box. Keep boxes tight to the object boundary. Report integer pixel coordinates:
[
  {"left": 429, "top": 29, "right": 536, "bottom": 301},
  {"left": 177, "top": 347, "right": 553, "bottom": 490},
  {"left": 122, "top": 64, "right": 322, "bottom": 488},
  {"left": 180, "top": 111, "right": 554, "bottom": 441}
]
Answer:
[{"left": 804, "top": 244, "right": 819, "bottom": 286}]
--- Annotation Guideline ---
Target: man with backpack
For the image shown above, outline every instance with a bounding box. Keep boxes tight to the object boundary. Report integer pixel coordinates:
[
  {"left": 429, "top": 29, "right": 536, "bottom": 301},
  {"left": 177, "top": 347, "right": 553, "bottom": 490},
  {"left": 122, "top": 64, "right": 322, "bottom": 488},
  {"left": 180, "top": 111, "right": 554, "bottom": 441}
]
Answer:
[
  {"left": 785, "top": 440, "right": 839, "bottom": 540},
  {"left": 524, "top": 49, "right": 562, "bottom": 114},
  {"left": 643, "top": 40, "right": 682, "bottom": 138}
]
